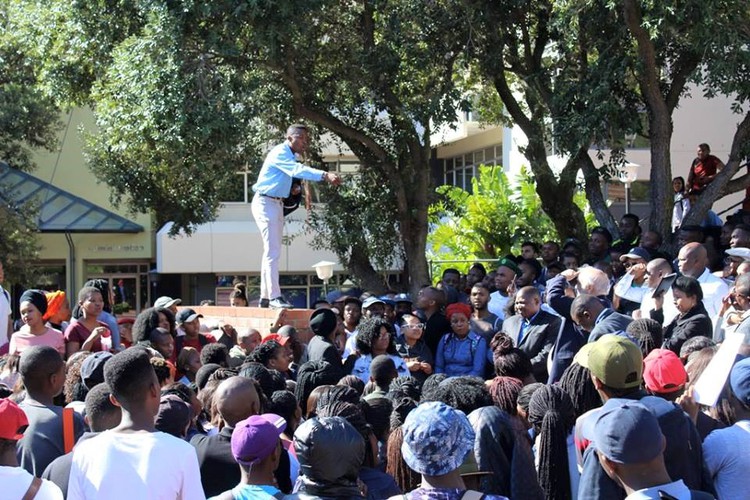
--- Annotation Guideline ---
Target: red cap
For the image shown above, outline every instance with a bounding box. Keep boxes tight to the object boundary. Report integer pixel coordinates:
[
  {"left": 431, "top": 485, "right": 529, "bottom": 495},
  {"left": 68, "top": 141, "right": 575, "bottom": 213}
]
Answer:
[
  {"left": 117, "top": 317, "right": 135, "bottom": 326},
  {"left": 261, "top": 333, "right": 289, "bottom": 346},
  {"left": 643, "top": 349, "right": 687, "bottom": 394},
  {"left": 0, "top": 399, "right": 29, "bottom": 440}
]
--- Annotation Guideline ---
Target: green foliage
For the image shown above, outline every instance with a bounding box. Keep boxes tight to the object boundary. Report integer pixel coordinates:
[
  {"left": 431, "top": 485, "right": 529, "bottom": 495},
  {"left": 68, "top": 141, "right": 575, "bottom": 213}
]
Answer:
[
  {"left": 428, "top": 165, "right": 594, "bottom": 275},
  {"left": 0, "top": 1, "right": 61, "bottom": 171},
  {"left": 308, "top": 169, "right": 402, "bottom": 278},
  {"left": 0, "top": 187, "right": 41, "bottom": 284}
]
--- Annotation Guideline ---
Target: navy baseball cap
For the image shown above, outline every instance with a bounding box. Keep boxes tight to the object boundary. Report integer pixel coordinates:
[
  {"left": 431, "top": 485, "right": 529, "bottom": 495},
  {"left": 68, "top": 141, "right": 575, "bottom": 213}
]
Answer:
[
  {"left": 593, "top": 400, "right": 663, "bottom": 464},
  {"left": 730, "top": 356, "right": 750, "bottom": 406}
]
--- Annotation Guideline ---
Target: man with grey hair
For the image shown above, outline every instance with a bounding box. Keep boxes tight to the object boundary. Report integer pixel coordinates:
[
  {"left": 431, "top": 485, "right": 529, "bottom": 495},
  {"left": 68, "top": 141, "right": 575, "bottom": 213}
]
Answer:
[
  {"left": 252, "top": 124, "right": 342, "bottom": 309},
  {"left": 662, "top": 242, "right": 728, "bottom": 327}
]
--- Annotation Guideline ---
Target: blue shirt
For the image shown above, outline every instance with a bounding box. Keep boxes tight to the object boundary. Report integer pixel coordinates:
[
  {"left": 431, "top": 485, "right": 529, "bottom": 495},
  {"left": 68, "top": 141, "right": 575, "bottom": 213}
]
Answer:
[
  {"left": 435, "top": 331, "right": 487, "bottom": 378},
  {"left": 252, "top": 142, "right": 327, "bottom": 198},
  {"left": 351, "top": 354, "right": 409, "bottom": 383}
]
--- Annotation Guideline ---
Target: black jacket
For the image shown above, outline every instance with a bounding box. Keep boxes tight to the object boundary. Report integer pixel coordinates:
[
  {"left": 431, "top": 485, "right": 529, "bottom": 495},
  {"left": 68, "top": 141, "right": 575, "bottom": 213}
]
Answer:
[
  {"left": 191, "top": 426, "right": 292, "bottom": 497},
  {"left": 289, "top": 416, "right": 365, "bottom": 500},
  {"left": 660, "top": 302, "right": 713, "bottom": 354}
]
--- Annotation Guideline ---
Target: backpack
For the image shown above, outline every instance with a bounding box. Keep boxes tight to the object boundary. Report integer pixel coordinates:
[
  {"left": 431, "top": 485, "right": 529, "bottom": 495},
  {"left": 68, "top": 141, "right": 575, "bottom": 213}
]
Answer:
[{"left": 283, "top": 178, "right": 303, "bottom": 216}]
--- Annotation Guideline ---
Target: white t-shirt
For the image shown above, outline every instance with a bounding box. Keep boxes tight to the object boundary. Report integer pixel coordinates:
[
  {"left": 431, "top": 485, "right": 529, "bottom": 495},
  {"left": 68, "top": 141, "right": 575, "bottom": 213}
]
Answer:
[
  {"left": 0, "top": 466, "right": 64, "bottom": 500},
  {"left": 68, "top": 430, "right": 205, "bottom": 500},
  {"left": 488, "top": 291, "right": 510, "bottom": 320}
]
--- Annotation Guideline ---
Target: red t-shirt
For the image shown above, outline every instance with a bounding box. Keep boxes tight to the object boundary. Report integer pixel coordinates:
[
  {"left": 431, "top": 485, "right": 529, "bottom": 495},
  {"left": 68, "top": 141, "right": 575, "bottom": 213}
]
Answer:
[
  {"left": 63, "top": 321, "right": 108, "bottom": 352},
  {"left": 690, "top": 154, "right": 721, "bottom": 191},
  {"left": 180, "top": 333, "right": 216, "bottom": 354}
]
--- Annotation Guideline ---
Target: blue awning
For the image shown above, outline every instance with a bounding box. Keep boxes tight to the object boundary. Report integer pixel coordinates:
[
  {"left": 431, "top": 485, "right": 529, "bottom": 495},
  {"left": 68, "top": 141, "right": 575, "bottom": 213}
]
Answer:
[{"left": 0, "top": 162, "right": 144, "bottom": 233}]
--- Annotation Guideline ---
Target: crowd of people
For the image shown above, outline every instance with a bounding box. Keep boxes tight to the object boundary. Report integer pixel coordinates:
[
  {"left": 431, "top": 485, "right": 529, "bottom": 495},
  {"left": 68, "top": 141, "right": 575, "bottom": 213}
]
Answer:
[{"left": 3, "top": 190, "right": 750, "bottom": 497}]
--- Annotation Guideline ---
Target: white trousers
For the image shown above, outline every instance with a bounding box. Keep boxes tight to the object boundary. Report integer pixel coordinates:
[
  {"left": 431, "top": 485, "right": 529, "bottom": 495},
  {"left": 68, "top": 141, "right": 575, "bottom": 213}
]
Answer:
[{"left": 251, "top": 194, "right": 284, "bottom": 300}]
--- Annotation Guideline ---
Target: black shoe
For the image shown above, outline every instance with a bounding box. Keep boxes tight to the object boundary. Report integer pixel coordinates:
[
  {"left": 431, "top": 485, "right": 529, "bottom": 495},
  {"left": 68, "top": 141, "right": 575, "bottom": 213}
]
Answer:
[
  {"left": 269, "top": 297, "right": 293, "bottom": 309},
  {"left": 259, "top": 298, "right": 270, "bottom": 308}
]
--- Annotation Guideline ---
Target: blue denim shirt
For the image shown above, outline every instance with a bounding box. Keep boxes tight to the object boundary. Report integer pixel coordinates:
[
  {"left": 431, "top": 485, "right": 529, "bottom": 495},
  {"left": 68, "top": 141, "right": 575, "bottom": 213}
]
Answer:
[
  {"left": 435, "top": 331, "right": 487, "bottom": 378},
  {"left": 252, "top": 142, "right": 327, "bottom": 198}
]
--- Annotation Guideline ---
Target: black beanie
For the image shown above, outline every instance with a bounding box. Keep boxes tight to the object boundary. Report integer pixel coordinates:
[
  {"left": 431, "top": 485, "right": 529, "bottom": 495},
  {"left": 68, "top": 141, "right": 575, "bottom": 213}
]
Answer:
[
  {"left": 20, "top": 289, "right": 48, "bottom": 317},
  {"left": 309, "top": 309, "right": 337, "bottom": 337}
]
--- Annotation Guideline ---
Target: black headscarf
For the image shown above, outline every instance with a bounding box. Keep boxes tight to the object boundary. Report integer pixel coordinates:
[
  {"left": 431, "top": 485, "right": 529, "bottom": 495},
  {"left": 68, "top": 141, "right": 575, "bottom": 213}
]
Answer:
[{"left": 20, "top": 289, "right": 48, "bottom": 317}]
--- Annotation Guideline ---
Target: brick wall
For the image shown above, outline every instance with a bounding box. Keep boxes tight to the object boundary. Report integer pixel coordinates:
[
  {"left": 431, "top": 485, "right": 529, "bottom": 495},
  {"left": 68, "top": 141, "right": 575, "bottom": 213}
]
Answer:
[{"left": 185, "top": 306, "right": 315, "bottom": 343}]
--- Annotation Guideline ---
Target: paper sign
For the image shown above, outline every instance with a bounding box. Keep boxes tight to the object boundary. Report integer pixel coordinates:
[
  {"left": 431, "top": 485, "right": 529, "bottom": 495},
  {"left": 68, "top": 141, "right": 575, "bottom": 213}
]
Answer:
[{"left": 692, "top": 332, "right": 744, "bottom": 407}]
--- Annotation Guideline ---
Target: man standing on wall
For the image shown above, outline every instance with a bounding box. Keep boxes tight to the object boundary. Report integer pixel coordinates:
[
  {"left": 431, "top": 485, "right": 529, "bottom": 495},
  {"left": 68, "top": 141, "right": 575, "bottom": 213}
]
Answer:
[{"left": 252, "top": 124, "right": 341, "bottom": 309}]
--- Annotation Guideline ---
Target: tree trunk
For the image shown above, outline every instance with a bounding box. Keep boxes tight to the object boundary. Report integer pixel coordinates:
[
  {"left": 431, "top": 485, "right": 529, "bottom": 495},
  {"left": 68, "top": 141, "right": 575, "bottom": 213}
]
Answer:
[
  {"left": 579, "top": 151, "right": 619, "bottom": 236},
  {"left": 346, "top": 242, "right": 388, "bottom": 293},
  {"left": 396, "top": 153, "right": 431, "bottom": 296},
  {"left": 622, "top": 0, "right": 675, "bottom": 239},
  {"left": 683, "top": 111, "right": 750, "bottom": 224},
  {"left": 524, "top": 135, "right": 590, "bottom": 243}
]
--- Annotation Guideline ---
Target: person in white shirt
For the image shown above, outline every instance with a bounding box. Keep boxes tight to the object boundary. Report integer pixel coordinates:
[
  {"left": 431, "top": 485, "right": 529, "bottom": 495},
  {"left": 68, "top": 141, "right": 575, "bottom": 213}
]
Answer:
[
  {"left": 68, "top": 347, "right": 205, "bottom": 500},
  {"left": 637, "top": 258, "right": 674, "bottom": 319},
  {"left": 662, "top": 242, "right": 728, "bottom": 328},
  {"left": 0, "top": 398, "right": 63, "bottom": 500},
  {"left": 613, "top": 247, "right": 650, "bottom": 315},
  {"left": 488, "top": 258, "right": 520, "bottom": 320}
]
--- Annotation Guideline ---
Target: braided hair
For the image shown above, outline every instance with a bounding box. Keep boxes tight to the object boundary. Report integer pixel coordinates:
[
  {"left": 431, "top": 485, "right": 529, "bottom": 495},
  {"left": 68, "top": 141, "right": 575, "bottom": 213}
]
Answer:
[
  {"left": 386, "top": 394, "right": 419, "bottom": 491},
  {"left": 294, "top": 360, "right": 340, "bottom": 418},
  {"left": 626, "top": 318, "right": 663, "bottom": 357},
  {"left": 387, "top": 376, "right": 421, "bottom": 403},
  {"left": 527, "top": 385, "right": 576, "bottom": 500},
  {"left": 490, "top": 333, "right": 533, "bottom": 380},
  {"left": 317, "top": 400, "right": 376, "bottom": 467},
  {"left": 558, "top": 362, "right": 601, "bottom": 419},
  {"left": 386, "top": 425, "right": 421, "bottom": 492},
  {"left": 488, "top": 376, "right": 523, "bottom": 416},
  {"left": 337, "top": 375, "right": 366, "bottom": 396}
]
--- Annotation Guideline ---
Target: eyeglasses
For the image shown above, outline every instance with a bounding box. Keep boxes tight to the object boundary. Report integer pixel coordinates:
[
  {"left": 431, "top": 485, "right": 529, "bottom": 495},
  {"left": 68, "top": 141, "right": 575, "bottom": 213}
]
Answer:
[{"left": 407, "top": 323, "right": 425, "bottom": 329}]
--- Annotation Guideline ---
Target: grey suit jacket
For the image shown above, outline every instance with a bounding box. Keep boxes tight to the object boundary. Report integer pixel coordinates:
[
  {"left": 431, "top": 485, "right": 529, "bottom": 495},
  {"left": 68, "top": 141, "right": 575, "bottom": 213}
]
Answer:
[{"left": 503, "top": 310, "right": 562, "bottom": 383}]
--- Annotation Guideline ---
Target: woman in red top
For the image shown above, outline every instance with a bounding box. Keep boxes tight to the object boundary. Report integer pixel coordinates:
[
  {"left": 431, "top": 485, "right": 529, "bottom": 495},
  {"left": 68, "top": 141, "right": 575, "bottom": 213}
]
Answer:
[{"left": 64, "top": 286, "right": 109, "bottom": 358}]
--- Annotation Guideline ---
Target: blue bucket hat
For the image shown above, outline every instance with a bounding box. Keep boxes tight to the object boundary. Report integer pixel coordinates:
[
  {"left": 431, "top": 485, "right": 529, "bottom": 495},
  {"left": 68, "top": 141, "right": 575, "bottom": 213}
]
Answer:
[{"left": 401, "top": 401, "right": 475, "bottom": 476}]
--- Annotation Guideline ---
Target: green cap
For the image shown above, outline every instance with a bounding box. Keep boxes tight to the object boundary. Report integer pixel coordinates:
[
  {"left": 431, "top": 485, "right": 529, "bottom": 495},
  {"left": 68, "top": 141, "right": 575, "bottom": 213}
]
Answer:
[
  {"left": 579, "top": 335, "right": 643, "bottom": 389},
  {"left": 496, "top": 257, "right": 521, "bottom": 276}
]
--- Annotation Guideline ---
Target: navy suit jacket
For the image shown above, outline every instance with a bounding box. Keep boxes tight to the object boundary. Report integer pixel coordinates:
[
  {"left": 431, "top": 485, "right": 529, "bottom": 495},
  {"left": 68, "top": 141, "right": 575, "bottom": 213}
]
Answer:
[{"left": 587, "top": 308, "right": 633, "bottom": 343}]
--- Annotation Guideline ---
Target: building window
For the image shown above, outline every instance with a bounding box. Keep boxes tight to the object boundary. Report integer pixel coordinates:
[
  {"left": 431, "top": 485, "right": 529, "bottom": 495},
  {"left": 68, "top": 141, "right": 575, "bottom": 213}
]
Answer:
[{"left": 443, "top": 144, "right": 502, "bottom": 192}]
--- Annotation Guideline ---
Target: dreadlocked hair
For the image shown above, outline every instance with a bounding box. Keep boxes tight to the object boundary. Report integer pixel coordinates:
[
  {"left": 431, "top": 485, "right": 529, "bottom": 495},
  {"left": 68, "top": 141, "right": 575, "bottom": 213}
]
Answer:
[
  {"left": 386, "top": 425, "right": 421, "bottom": 492},
  {"left": 527, "top": 385, "right": 576, "bottom": 500},
  {"left": 558, "top": 362, "right": 602, "bottom": 419},
  {"left": 488, "top": 376, "right": 523, "bottom": 415},
  {"left": 315, "top": 385, "right": 361, "bottom": 411},
  {"left": 337, "top": 375, "right": 366, "bottom": 396},
  {"left": 317, "top": 400, "right": 376, "bottom": 467},
  {"left": 387, "top": 376, "right": 421, "bottom": 402},
  {"left": 626, "top": 318, "right": 663, "bottom": 357}
]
